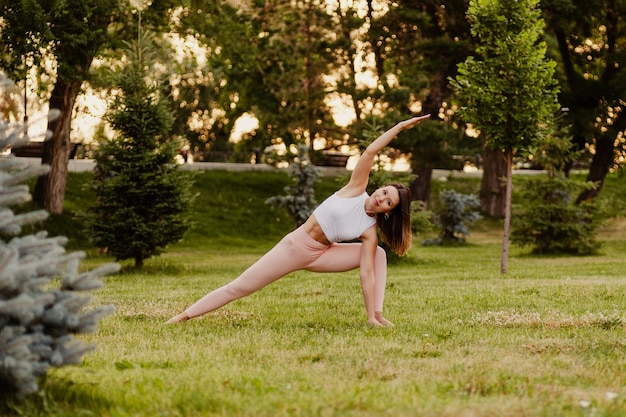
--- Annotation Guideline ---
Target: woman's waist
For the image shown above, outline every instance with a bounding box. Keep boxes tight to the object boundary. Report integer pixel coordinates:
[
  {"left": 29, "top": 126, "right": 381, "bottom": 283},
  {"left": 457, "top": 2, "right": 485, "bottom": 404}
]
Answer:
[{"left": 302, "top": 216, "right": 331, "bottom": 245}]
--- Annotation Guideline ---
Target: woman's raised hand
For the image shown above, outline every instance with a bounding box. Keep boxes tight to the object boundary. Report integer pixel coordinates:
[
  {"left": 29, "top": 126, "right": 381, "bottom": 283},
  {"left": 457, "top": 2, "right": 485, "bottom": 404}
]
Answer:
[
  {"left": 399, "top": 114, "right": 430, "bottom": 130},
  {"left": 347, "top": 113, "right": 432, "bottom": 192}
]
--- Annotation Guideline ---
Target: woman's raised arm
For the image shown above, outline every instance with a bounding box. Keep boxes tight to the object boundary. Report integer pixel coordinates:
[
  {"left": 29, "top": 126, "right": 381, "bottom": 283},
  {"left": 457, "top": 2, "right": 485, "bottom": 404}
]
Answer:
[{"left": 340, "top": 115, "right": 430, "bottom": 196}]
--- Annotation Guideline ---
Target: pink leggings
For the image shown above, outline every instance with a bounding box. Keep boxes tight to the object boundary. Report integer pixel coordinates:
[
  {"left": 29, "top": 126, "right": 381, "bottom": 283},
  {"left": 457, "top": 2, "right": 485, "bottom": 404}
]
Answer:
[{"left": 185, "top": 226, "right": 388, "bottom": 318}]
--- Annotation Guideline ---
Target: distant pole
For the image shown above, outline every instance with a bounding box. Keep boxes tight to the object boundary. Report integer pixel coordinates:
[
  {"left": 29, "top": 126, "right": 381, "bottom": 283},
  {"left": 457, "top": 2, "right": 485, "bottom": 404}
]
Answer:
[{"left": 23, "top": 70, "right": 28, "bottom": 137}]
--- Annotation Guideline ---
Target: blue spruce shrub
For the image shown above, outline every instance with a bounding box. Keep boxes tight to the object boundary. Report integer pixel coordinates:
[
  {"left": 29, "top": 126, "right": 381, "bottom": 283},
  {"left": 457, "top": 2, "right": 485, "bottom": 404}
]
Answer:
[
  {"left": 424, "top": 190, "right": 481, "bottom": 245},
  {"left": 0, "top": 74, "right": 119, "bottom": 396},
  {"left": 266, "top": 145, "right": 320, "bottom": 228}
]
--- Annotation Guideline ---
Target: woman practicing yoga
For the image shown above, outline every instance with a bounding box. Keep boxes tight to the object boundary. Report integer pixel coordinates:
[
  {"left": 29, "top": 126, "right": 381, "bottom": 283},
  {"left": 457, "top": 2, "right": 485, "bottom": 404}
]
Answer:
[{"left": 167, "top": 114, "right": 430, "bottom": 326}]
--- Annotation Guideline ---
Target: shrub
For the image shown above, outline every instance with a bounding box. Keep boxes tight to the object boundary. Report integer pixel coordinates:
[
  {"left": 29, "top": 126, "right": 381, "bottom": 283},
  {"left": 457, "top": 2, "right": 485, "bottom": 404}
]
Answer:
[
  {"left": 424, "top": 190, "right": 481, "bottom": 245},
  {"left": 410, "top": 200, "right": 434, "bottom": 236},
  {"left": 511, "top": 177, "right": 602, "bottom": 254},
  {"left": 0, "top": 74, "right": 118, "bottom": 396},
  {"left": 266, "top": 145, "right": 320, "bottom": 228}
]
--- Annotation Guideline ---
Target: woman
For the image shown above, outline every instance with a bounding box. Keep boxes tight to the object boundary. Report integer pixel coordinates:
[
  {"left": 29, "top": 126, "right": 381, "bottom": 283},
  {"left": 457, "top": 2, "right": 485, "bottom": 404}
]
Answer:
[{"left": 167, "top": 114, "right": 430, "bottom": 326}]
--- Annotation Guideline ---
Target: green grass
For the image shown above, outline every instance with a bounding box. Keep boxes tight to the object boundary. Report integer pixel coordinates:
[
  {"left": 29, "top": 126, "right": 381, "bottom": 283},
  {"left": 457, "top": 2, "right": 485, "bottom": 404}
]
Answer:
[{"left": 2, "top": 170, "right": 625, "bottom": 417}]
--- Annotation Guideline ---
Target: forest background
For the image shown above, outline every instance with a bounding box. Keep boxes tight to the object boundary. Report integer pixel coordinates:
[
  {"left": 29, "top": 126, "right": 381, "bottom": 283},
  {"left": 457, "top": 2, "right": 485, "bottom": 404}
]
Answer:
[{"left": 1, "top": 0, "right": 624, "bottom": 215}]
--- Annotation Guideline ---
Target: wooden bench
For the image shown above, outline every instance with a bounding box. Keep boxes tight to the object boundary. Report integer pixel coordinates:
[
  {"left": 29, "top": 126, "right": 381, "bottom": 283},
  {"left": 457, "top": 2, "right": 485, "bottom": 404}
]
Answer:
[
  {"left": 316, "top": 151, "right": 350, "bottom": 167},
  {"left": 11, "top": 142, "right": 79, "bottom": 159}
]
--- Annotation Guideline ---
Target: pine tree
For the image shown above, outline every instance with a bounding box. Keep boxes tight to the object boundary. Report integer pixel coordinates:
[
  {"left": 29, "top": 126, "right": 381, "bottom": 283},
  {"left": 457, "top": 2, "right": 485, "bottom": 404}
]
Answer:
[
  {"left": 84, "top": 31, "right": 193, "bottom": 268},
  {"left": 0, "top": 74, "right": 119, "bottom": 396}
]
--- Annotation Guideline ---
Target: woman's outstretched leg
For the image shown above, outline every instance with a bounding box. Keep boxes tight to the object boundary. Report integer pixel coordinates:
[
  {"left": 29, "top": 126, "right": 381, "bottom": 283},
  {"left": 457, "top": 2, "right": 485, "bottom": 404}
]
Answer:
[{"left": 167, "top": 229, "right": 327, "bottom": 323}]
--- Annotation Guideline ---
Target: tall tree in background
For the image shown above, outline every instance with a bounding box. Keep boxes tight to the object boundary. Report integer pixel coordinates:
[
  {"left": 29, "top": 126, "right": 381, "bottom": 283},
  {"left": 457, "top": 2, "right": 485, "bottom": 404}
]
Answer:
[
  {"left": 16, "top": 0, "right": 119, "bottom": 214},
  {"left": 169, "top": 1, "right": 253, "bottom": 159},
  {"left": 0, "top": 0, "right": 119, "bottom": 214},
  {"left": 0, "top": 0, "right": 49, "bottom": 136},
  {"left": 248, "top": 0, "right": 338, "bottom": 151},
  {"left": 541, "top": 0, "right": 626, "bottom": 202},
  {"left": 367, "top": 0, "right": 475, "bottom": 206},
  {"left": 451, "top": 0, "right": 560, "bottom": 273},
  {"left": 0, "top": 0, "right": 177, "bottom": 214},
  {"left": 178, "top": 0, "right": 479, "bottom": 187},
  {"left": 178, "top": 0, "right": 338, "bottom": 159}
]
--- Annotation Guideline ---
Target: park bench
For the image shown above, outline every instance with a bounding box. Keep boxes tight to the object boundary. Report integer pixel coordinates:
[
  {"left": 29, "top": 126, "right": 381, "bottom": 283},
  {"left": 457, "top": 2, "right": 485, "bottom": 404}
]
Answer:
[
  {"left": 315, "top": 151, "right": 350, "bottom": 167},
  {"left": 11, "top": 141, "right": 79, "bottom": 159}
]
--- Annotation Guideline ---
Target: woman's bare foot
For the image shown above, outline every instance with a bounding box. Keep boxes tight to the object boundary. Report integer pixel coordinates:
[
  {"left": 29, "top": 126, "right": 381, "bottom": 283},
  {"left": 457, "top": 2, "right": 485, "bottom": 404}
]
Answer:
[
  {"left": 374, "top": 311, "right": 394, "bottom": 327},
  {"left": 368, "top": 318, "right": 383, "bottom": 326},
  {"left": 378, "top": 317, "right": 395, "bottom": 327},
  {"left": 166, "top": 311, "right": 189, "bottom": 324}
]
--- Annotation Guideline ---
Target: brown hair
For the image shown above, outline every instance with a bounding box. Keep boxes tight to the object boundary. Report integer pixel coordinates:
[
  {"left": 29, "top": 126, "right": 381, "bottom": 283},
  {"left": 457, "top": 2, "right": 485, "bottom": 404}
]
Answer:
[{"left": 376, "top": 183, "right": 412, "bottom": 256}]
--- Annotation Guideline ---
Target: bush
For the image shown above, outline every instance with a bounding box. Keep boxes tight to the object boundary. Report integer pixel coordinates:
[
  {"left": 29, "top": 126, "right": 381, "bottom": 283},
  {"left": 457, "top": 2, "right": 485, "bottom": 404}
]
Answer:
[
  {"left": 266, "top": 145, "right": 320, "bottom": 228},
  {"left": 511, "top": 177, "right": 602, "bottom": 254},
  {"left": 0, "top": 74, "right": 118, "bottom": 396},
  {"left": 424, "top": 190, "right": 481, "bottom": 245},
  {"left": 410, "top": 200, "right": 434, "bottom": 236}
]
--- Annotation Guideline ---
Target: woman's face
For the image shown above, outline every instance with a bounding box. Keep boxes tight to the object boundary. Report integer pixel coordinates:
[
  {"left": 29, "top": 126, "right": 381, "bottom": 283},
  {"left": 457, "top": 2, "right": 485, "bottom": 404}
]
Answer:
[{"left": 369, "top": 186, "right": 400, "bottom": 214}]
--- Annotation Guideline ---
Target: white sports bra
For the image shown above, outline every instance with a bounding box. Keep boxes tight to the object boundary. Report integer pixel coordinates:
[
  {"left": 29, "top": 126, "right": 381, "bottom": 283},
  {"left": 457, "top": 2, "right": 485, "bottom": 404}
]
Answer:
[{"left": 312, "top": 192, "right": 376, "bottom": 243}]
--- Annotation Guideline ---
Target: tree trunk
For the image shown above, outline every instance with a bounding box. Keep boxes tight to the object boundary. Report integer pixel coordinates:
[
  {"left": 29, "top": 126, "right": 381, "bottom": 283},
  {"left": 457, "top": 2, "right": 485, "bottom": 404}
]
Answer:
[
  {"left": 575, "top": 133, "right": 615, "bottom": 204},
  {"left": 409, "top": 162, "right": 434, "bottom": 209},
  {"left": 479, "top": 143, "right": 507, "bottom": 217},
  {"left": 500, "top": 150, "right": 513, "bottom": 274},
  {"left": 33, "top": 79, "right": 81, "bottom": 214}
]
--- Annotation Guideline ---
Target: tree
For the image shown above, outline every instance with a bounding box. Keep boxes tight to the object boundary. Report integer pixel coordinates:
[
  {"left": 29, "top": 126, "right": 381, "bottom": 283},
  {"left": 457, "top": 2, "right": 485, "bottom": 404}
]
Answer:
[
  {"left": 179, "top": 0, "right": 476, "bottom": 186},
  {"left": 0, "top": 0, "right": 49, "bottom": 136},
  {"left": 167, "top": 1, "right": 251, "bottom": 159},
  {"left": 0, "top": 0, "right": 178, "bottom": 214},
  {"left": 512, "top": 179, "right": 601, "bottom": 255},
  {"left": 12, "top": 0, "right": 120, "bottom": 214},
  {"left": 84, "top": 31, "right": 193, "bottom": 269},
  {"left": 178, "top": 0, "right": 338, "bottom": 159},
  {"left": 367, "top": 0, "right": 476, "bottom": 205},
  {"left": 424, "top": 189, "right": 481, "bottom": 245},
  {"left": 1, "top": 0, "right": 109, "bottom": 213},
  {"left": 511, "top": 112, "right": 602, "bottom": 255},
  {"left": 249, "top": 1, "right": 339, "bottom": 151},
  {"left": 451, "top": 0, "right": 560, "bottom": 273},
  {"left": 0, "top": 74, "right": 118, "bottom": 396},
  {"left": 478, "top": 135, "right": 508, "bottom": 217},
  {"left": 541, "top": 0, "right": 626, "bottom": 202}
]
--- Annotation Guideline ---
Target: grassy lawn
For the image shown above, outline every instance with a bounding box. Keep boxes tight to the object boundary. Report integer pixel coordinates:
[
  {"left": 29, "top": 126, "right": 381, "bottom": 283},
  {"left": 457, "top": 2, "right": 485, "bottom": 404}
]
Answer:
[{"left": 2, "top": 170, "right": 625, "bottom": 416}]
